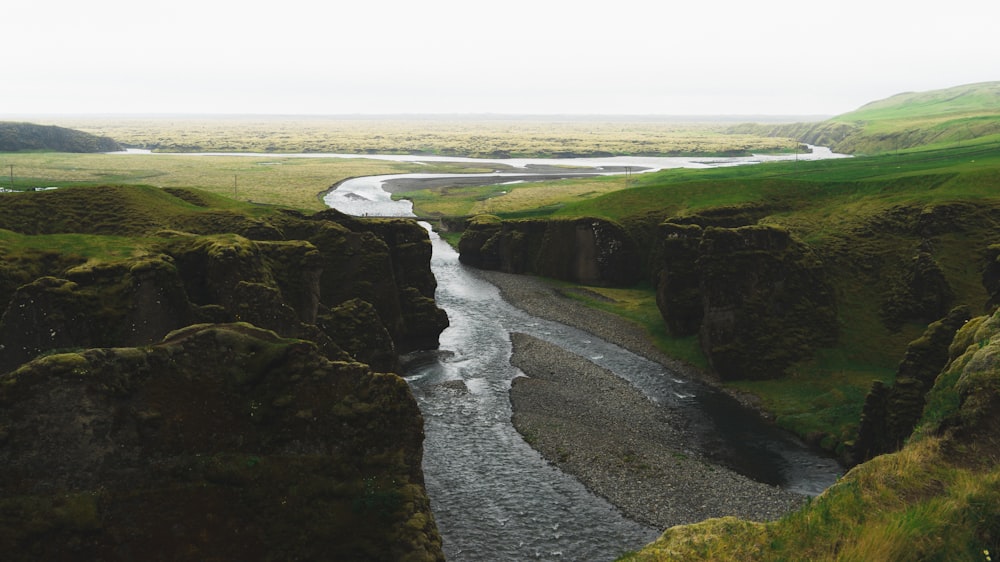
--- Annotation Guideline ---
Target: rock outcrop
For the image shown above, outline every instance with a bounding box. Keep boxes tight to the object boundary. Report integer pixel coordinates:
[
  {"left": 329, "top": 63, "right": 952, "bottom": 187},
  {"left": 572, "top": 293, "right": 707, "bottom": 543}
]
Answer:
[
  {"left": 984, "top": 244, "right": 1000, "bottom": 312},
  {"left": 851, "top": 305, "right": 972, "bottom": 464},
  {"left": 655, "top": 222, "right": 837, "bottom": 380},
  {"left": 879, "top": 249, "right": 954, "bottom": 331},
  {"left": 0, "top": 323, "right": 443, "bottom": 561},
  {"left": 623, "top": 308, "right": 1000, "bottom": 561},
  {"left": 458, "top": 215, "right": 641, "bottom": 286},
  {"left": 457, "top": 210, "right": 836, "bottom": 380},
  {"left": 0, "top": 201, "right": 448, "bottom": 374}
]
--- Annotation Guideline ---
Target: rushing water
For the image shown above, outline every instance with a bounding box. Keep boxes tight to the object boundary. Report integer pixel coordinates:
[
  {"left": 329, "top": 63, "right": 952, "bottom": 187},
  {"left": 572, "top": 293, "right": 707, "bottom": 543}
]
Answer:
[{"left": 323, "top": 154, "right": 845, "bottom": 560}]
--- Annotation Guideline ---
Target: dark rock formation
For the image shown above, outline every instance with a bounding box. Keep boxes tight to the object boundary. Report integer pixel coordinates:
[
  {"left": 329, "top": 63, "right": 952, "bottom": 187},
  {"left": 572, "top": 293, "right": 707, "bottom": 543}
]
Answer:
[
  {"left": 0, "top": 205, "right": 448, "bottom": 374},
  {"left": 880, "top": 250, "right": 954, "bottom": 331},
  {"left": 0, "top": 323, "right": 443, "bottom": 561},
  {"left": 458, "top": 215, "right": 641, "bottom": 286},
  {"left": 655, "top": 222, "right": 705, "bottom": 337},
  {"left": 0, "top": 187, "right": 450, "bottom": 559},
  {"left": 984, "top": 244, "right": 1000, "bottom": 312},
  {"left": 655, "top": 223, "right": 837, "bottom": 380},
  {"left": 652, "top": 205, "right": 778, "bottom": 338},
  {"left": 851, "top": 305, "right": 973, "bottom": 464}
]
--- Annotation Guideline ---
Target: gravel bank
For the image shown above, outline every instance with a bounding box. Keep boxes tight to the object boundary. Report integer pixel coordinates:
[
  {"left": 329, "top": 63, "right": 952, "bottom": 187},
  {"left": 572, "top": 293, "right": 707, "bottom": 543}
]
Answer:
[
  {"left": 476, "top": 269, "right": 710, "bottom": 384},
  {"left": 477, "top": 269, "right": 806, "bottom": 528}
]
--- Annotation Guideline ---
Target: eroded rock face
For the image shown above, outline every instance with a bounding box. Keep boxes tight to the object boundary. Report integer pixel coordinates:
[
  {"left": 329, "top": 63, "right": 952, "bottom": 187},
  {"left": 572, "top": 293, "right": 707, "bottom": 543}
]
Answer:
[
  {"left": 655, "top": 223, "right": 705, "bottom": 337},
  {"left": 983, "top": 244, "right": 1000, "bottom": 312},
  {"left": 851, "top": 305, "right": 973, "bottom": 464},
  {"left": 0, "top": 323, "right": 443, "bottom": 561},
  {"left": 880, "top": 250, "right": 954, "bottom": 331},
  {"left": 0, "top": 189, "right": 448, "bottom": 560},
  {"left": 0, "top": 210, "right": 448, "bottom": 374},
  {"left": 655, "top": 223, "right": 837, "bottom": 380},
  {"left": 457, "top": 215, "right": 641, "bottom": 286},
  {"left": 279, "top": 211, "right": 449, "bottom": 355}
]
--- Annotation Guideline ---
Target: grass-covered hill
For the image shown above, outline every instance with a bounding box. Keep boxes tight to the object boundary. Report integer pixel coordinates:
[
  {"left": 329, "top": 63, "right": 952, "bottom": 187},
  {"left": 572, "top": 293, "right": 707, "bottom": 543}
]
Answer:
[
  {"left": 0, "top": 122, "right": 122, "bottom": 153},
  {"left": 727, "top": 81, "right": 1000, "bottom": 155}
]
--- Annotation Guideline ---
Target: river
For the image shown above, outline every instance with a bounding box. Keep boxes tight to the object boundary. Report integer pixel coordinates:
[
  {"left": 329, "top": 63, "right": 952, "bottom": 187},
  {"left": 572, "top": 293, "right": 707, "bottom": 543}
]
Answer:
[{"left": 323, "top": 153, "right": 844, "bottom": 561}]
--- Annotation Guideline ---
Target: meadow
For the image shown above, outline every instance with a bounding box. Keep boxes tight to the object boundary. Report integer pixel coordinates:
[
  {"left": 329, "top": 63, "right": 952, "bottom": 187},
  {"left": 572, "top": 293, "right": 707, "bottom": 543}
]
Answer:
[
  {"left": 0, "top": 151, "right": 498, "bottom": 211},
  {"left": 43, "top": 115, "right": 801, "bottom": 157}
]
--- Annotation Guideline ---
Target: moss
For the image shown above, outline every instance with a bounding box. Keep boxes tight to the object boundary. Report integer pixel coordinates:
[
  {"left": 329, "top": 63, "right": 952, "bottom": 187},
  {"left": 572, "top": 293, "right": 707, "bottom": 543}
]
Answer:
[
  {"left": 0, "top": 323, "right": 442, "bottom": 560},
  {"left": 467, "top": 213, "right": 502, "bottom": 226},
  {"left": 688, "top": 225, "right": 837, "bottom": 380}
]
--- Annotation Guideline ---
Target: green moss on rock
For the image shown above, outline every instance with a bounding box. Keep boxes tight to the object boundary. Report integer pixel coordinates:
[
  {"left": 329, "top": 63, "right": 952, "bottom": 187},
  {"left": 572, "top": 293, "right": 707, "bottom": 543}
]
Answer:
[
  {"left": 0, "top": 323, "right": 443, "bottom": 561},
  {"left": 654, "top": 223, "right": 837, "bottom": 380}
]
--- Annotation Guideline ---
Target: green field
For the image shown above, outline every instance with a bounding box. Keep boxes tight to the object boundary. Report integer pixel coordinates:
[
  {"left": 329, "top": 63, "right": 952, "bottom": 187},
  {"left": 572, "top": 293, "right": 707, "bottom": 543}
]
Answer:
[
  {"left": 41, "top": 115, "right": 801, "bottom": 157},
  {"left": 0, "top": 152, "right": 502, "bottom": 211}
]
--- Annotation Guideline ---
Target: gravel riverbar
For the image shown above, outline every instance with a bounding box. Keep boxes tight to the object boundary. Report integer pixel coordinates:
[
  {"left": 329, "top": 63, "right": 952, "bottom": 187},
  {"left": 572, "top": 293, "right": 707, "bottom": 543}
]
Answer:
[{"left": 477, "top": 269, "right": 806, "bottom": 529}]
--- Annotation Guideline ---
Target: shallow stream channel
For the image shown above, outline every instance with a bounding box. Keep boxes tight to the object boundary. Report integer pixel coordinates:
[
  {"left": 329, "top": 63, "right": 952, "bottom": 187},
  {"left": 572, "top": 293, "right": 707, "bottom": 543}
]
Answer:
[{"left": 324, "top": 153, "right": 845, "bottom": 561}]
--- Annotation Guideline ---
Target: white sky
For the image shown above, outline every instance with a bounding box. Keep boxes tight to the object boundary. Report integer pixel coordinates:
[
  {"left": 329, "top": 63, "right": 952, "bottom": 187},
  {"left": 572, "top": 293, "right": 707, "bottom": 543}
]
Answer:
[{"left": 4, "top": 0, "right": 998, "bottom": 117}]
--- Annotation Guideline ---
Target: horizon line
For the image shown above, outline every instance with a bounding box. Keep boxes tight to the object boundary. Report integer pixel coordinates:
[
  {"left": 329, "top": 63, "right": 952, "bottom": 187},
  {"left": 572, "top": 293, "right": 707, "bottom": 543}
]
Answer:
[{"left": 0, "top": 111, "right": 834, "bottom": 123}]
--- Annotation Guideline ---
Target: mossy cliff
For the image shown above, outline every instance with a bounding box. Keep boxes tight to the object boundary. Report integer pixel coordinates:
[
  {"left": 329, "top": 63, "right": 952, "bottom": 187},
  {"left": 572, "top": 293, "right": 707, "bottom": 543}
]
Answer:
[
  {"left": 0, "top": 185, "right": 448, "bottom": 560},
  {"left": 0, "top": 187, "right": 449, "bottom": 373},
  {"left": 654, "top": 220, "right": 837, "bottom": 381},
  {"left": 850, "top": 305, "right": 972, "bottom": 464},
  {"left": 457, "top": 215, "right": 641, "bottom": 286},
  {"left": 621, "top": 309, "right": 1000, "bottom": 561},
  {"left": 458, "top": 210, "right": 836, "bottom": 381},
  {"left": 0, "top": 323, "right": 442, "bottom": 561}
]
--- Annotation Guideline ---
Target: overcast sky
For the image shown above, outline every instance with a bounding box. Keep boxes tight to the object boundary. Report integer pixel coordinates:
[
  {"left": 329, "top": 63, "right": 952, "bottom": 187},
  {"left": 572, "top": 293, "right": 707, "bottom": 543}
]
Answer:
[{"left": 4, "top": 0, "right": 997, "bottom": 117}]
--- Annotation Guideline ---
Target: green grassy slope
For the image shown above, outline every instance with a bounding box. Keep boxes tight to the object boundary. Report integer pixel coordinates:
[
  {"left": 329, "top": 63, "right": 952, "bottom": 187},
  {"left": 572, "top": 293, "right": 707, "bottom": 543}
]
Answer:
[
  {"left": 726, "top": 81, "right": 1000, "bottom": 155},
  {"left": 829, "top": 82, "right": 1000, "bottom": 154},
  {"left": 603, "top": 96, "right": 1000, "bottom": 557},
  {"left": 0, "top": 184, "right": 283, "bottom": 308},
  {"left": 836, "top": 82, "right": 1000, "bottom": 122}
]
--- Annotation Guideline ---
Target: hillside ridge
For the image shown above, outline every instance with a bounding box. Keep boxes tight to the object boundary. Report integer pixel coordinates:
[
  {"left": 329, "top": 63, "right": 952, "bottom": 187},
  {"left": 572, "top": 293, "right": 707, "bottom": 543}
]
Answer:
[
  {"left": 0, "top": 121, "right": 122, "bottom": 153},
  {"left": 727, "top": 81, "right": 1000, "bottom": 154}
]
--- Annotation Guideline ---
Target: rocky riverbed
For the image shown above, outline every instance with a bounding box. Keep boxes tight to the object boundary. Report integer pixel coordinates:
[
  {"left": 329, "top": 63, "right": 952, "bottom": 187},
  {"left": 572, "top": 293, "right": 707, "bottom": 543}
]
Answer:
[{"left": 478, "top": 270, "right": 807, "bottom": 529}]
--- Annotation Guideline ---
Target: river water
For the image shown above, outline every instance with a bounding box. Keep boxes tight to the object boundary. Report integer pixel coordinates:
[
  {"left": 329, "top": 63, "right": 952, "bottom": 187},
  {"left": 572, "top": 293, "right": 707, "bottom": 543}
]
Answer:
[{"left": 323, "top": 153, "right": 845, "bottom": 561}]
